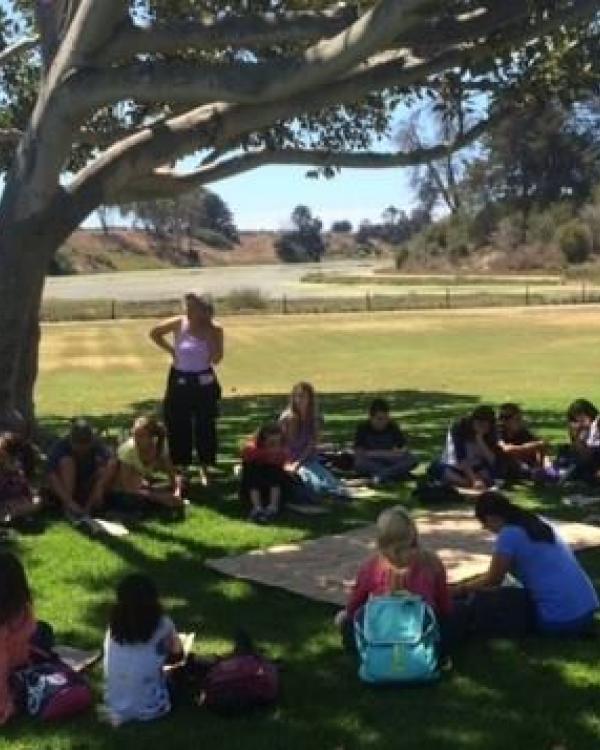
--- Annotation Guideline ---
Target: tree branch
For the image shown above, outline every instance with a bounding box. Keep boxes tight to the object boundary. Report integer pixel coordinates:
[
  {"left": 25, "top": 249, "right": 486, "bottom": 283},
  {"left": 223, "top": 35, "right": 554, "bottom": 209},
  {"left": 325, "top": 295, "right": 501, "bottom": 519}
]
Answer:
[
  {"left": 67, "top": 0, "right": 598, "bottom": 213},
  {"left": 104, "top": 114, "right": 499, "bottom": 203},
  {"left": 0, "top": 37, "right": 38, "bottom": 67},
  {"left": 100, "top": 6, "right": 359, "bottom": 62},
  {"left": 70, "top": 0, "right": 426, "bottom": 115}
]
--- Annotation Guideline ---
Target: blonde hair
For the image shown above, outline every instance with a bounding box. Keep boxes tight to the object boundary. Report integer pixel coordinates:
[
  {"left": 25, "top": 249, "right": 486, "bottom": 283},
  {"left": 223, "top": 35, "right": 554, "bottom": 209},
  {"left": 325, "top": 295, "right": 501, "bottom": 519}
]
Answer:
[
  {"left": 376, "top": 506, "right": 418, "bottom": 568},
  {"left": 132, "top": 416, "right": 166, "bottom": 455}
]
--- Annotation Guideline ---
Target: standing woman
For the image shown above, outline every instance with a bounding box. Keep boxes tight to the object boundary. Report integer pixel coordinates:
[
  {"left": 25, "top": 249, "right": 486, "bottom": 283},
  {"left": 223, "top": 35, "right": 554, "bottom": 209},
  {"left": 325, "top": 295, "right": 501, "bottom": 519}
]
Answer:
[{"left": 150, "top": 294, "right": 223, "bottom": 485}]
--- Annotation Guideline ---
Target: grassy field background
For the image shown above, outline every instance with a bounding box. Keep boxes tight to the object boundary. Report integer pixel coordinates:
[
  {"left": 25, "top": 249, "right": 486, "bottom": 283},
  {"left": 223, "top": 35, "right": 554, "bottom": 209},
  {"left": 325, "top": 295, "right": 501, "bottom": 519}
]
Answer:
[{"left": 5, "top": 308, "right": 600, "bottom": 750}]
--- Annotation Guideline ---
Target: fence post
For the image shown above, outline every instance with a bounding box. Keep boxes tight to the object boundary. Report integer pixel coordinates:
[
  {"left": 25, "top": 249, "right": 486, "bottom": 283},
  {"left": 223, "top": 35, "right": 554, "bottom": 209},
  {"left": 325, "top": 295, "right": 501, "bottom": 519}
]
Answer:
[
  {"left": 366, "top": 292, "right": 372, "bottom": 312},
  {"left": 582, "top": 282, "right": 587, "bottom": 304},
  {"left": 525, "top": 285, "right": 530, "bottom": 306},
  {"left": 445, "top": 288, "right": 451, "bottom": 309},
  {"left": 111, "top": 300, "right": 116, "bottom": 320},
  {"left": 282, "top": 295, "right": 288, "bottom": 314}
]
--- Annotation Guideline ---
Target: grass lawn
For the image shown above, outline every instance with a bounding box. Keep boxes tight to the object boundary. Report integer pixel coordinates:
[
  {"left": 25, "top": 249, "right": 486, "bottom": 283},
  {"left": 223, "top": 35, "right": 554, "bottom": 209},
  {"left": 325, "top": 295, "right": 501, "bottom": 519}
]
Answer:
[{"left": 5, "top": 307, "right": 600, "bottom": 750}]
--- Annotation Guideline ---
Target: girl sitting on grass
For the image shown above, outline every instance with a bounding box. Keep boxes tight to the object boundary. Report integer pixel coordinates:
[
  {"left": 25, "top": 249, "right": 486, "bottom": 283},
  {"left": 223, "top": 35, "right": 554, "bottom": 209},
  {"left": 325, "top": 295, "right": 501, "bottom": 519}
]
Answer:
[
  {"left": 240, "top": 423, "right": 291, "bottom": 524},
  {"left": 0, "top": 433, "right": 43, "bottom": 527},
  {"left": 106, "top": 416, "right": 185, "bottom": 513},
  {"left": 103, "top": 573, "right": 184, "bottom": 727},
  {"left": 0, "top": 553, "right": 38, "bottom": 725},
  {"left": 279, "top": 382, "right": 350, "bottom": 501},
  {"left": 429, "top": 405, "right": 500, "bottom": 491},
  {"left": 456, "top": 492, "right": 599, "bottom": 636},
  {"left": 336, "top": 506, "right": 455, "bottom": 650}
]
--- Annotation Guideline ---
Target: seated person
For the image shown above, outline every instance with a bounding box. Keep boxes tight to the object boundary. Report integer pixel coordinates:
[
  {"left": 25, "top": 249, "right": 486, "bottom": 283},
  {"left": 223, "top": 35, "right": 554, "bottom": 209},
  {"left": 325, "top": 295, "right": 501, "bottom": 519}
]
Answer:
[
  {"left": 553, "top": 399, "right": 600, "bottom": 484},
  {"left": 0, "top": 553, "right": 44, "bottom": 725},
  {"left": 335, "top": 506, "right": 457, "bottom": 653},
  {"left": 47, "top": 419, "right": 111, "bottom": 521},
  {"left": 105, "top": 416, "right": 184, "bottom": 512},
  {"left": 429, "top": 405, "right": 499, "bottom": 491},
  {"left": 456, "top": 492, "right": 599, "bottom": 637},
  {"left": 240, "top": 423, "right": 291, "bottom": 524},
  {"left": 353, "top": 399, "right": 418, "bottom": 485},
  {"left": 0, "top": 433, "right": 43, "bottom": 526},
  {"left": 497, "top": 403, "right": 548, "bottom": 481},
  {"left": 103, "top": 574, "right": 184, "bottom": 727}
]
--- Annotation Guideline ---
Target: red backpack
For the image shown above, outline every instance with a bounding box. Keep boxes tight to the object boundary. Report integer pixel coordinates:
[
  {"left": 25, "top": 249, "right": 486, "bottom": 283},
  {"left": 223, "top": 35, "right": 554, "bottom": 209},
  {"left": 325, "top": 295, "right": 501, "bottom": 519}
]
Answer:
[
  {"left": 11, "top": 659, "right": 93, "bottom": 722},
  {"left": 200, "top": 654, "right": 279, "bottom": 716}
]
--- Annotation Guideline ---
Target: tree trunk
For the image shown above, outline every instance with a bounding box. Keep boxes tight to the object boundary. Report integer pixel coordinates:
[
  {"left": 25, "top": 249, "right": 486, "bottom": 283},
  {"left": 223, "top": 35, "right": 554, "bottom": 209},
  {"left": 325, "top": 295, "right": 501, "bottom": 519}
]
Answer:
[{"left": 0, "top": 190, "right": 83, "bottom": 434}]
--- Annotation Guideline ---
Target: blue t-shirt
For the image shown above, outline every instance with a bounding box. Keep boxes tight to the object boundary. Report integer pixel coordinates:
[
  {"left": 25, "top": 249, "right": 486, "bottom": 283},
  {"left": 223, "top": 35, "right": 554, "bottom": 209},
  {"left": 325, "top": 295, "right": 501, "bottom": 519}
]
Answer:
[{"left": 495, "top": 525, "right": 599, "bottom": 626}]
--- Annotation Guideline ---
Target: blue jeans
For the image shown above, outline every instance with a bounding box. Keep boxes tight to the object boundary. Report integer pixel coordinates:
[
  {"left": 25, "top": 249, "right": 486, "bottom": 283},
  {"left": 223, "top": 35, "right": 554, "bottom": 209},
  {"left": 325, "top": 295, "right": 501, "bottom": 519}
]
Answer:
[{"left": 298, "top": 459, "right": 343, "bottom": 496}]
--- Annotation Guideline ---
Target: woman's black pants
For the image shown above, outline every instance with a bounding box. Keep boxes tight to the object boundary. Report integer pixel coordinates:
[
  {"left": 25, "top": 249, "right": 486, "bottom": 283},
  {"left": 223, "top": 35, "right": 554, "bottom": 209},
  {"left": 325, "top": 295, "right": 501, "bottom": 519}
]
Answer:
[{"left": 163, "top": 368, "right": 221, "bottom": 466}]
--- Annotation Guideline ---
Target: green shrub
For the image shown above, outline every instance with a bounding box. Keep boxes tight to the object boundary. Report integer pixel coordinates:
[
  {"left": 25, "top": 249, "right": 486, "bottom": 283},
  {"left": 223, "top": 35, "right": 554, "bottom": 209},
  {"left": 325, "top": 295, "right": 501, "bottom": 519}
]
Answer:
[
  {"left": 223, "top": 288, "right": 268, "bottom": 311},
  {"left": 580, "top": 204, "right": 600, "bottom": 254},
  {"left": 558, "top": 220, "right": 593, "bottom": 264},
  {"left": 192, "top": 228, "right": 234, "bottom": 250},
  {"left": 527, "top": 203, "right": 574, "bottom": 245},
  {"left": 48, "top": 245, "right": 76, "bottom": 275},
  {"left": 491, "top": 216, "right": 522, "bottom": 252},
  {"left": 395, "top": 247, "right": 409, "bottom": 268}
]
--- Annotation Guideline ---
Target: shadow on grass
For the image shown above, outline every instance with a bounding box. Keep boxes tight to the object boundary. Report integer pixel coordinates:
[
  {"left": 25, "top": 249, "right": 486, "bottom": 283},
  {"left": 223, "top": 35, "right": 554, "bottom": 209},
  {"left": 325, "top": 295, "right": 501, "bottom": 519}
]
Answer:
[{"left": 17, "top": 390, "right": 600, "bottom": 750}]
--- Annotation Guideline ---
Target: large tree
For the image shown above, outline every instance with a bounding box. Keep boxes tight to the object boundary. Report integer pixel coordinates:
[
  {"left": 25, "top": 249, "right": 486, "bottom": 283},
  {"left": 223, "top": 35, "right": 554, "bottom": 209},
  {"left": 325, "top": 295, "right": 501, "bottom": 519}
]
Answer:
[{"left": 0, "top": 0, "right": 598, "bottom": 430}]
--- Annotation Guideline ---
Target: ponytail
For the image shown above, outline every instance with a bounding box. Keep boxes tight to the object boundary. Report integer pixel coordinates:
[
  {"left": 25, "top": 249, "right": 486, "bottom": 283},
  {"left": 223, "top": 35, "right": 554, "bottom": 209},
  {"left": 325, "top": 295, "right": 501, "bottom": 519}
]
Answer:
[{"left": 476, "top": 491, "right": 554, "bottom": 544}]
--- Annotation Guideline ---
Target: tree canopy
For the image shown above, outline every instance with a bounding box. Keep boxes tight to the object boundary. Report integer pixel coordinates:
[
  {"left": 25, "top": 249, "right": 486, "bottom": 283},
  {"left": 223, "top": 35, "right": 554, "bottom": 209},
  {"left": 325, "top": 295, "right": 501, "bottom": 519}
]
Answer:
[
  {"left": 1, "top": 0, "right": 599, "bottom": 220},
  {"left": 0, "top": 0, "right": 599, "bottom": 427}
]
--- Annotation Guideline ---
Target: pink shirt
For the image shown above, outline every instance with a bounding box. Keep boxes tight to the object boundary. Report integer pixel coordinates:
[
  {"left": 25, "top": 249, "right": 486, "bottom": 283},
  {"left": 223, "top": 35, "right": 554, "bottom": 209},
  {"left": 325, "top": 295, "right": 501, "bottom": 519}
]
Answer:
[
  {"left": 346, "top": 553, "right": 452, "bottom": 620},
  {"left": 0, "top": 605, "right": 36, "bottom": 725}
]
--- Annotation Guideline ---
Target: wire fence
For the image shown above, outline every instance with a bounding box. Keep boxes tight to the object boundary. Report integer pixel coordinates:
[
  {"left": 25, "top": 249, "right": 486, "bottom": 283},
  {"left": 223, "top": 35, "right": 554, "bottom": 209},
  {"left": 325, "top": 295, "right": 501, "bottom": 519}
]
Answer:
[{"left": 41, "top": 282, "right": 600, "bottom": 322}]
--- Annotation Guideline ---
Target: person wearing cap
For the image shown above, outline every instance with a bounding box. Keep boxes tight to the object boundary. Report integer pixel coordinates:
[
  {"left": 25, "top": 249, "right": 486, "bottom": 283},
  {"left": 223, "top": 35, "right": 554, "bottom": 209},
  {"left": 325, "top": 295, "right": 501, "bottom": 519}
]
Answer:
[
  {"left": 150, "top": 293, "right": 224, "bottom": 487},
  {"left": 46, "top": 420, "right": 111, "bottom": 519}
]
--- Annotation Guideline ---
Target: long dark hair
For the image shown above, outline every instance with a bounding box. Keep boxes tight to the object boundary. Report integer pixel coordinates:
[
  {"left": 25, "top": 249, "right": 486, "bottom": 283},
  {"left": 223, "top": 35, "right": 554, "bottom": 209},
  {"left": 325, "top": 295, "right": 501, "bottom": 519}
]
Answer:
[
  {"left": 109, "top": 574, "right": 163, "bottom": 644},
  {"left": 0, "top": 552, "right": 32, "bottom": 627},
  {"left": 475, "top": 491, "right": 555, "bottom": 544}
]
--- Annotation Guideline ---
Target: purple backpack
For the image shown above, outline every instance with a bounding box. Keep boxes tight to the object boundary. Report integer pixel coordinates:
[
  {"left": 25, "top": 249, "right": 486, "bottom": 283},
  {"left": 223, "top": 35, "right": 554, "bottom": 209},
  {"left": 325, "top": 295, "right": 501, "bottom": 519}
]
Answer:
[
  {"left": 200, "top": 654, "right": 279, "bottom": 715},
  {"left": 11, "top": 659, "right": 93, "bottom": 722}
]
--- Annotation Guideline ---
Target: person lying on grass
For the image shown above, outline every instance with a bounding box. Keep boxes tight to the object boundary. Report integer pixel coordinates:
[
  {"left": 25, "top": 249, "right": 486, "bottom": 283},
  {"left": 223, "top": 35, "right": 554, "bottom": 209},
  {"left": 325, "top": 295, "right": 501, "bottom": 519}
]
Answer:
[
  {"left": 240, "top": 422, "right": 292, "bottom": 524},
  {"left": 103, "top": 574, "right": 184, "bottom": 727},
  {"left": 47, "top": 419, "right": 112, "bottom": 522},
  {"left": 454, "top": 492, "right": 599, "bottom": 636},
  {"left": 0, "top": 432, "right": 44, "bottom": 527},
  {"left": 353, "top": 398, "right": 418, "bottom": 486},
  {"left": 335, "top": 506, "right": 458, "bottom": 653},
  {"left": 497, "top": 403, "right": 549, "bottom": 482},
  {"left": 429, "top": 405, "right": 500, "bottom": 492},
  {"left": 105, "top": 416, "right": 185, "bottom": 513}
]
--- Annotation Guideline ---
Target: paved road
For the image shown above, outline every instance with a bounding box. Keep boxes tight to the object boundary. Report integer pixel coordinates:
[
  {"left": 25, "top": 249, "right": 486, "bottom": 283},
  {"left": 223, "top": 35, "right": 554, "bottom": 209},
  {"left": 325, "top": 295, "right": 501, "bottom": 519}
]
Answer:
[{"left": 43, "top": 259, "right": 381, "bottom": 301}]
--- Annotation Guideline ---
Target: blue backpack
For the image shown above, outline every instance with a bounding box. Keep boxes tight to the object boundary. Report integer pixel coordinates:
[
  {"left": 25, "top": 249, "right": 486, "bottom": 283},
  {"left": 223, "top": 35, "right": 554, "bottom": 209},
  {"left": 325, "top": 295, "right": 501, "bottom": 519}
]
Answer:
[{"left": 355, "top": 594, "right": 441, "bottom": 684}]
